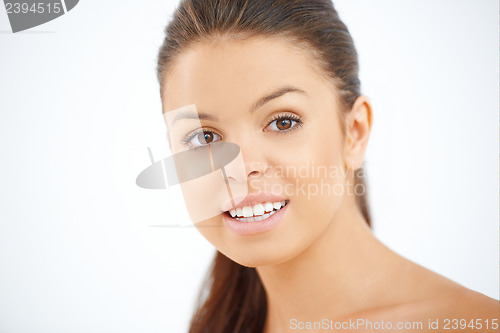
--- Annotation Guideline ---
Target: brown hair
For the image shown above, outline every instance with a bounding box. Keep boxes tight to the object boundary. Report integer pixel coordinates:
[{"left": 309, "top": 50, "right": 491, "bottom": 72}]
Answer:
[{"left": 157, "top": 0, "right": 370, "bottom": 332}]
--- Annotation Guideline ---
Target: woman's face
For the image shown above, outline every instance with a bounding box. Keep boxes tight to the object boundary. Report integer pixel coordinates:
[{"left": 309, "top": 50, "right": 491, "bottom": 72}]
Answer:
[{"left": 163, "top": 36, "right": 351, "bottom": 267}]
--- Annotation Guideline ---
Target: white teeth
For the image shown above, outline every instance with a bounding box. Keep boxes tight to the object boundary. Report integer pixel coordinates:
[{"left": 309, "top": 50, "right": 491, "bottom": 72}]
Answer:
[
  {"left": 228, "top": 200, "right": 288, "bottom": 222},
  {"left": 264, "top": 202, "right": 274, "bottom": 212},
  {"left": 253, "top": 203, "right": 265, "bottom": 216},
  {"left": 242, "top": 206, "right": 253, "bottom": 218},
  {"left": 233, "top": 210, "right": 278, "bottom": 223}
]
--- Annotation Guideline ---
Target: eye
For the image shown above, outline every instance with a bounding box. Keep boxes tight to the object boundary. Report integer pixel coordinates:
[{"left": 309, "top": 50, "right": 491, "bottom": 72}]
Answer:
[
  {"left": 185, "top": 129, "right": 222, "bottom": 148},
  {"left": 266, "top": 114, "right": 302, "bottom": 132}
]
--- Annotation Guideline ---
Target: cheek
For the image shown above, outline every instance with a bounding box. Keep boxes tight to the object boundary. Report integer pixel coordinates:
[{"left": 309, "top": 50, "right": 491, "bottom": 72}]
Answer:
[
  {"left": 178, "top": 174, "right": 227, "bottom": 224},
  {"left": 282, "top": 148, "right": 346, "bottom": 227},
  {"left": 194, "top": 216, "right": 224, "bottom": 244},
  {"left": 276, "top": 119, "right": 346, "bottom": 200},
  {"left": 270, "top": 121, "right": 346, "bottom": 239}
]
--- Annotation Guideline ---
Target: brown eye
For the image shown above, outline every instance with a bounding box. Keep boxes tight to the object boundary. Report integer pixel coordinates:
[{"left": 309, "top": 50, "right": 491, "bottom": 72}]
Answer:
[
  {"left": 186, "top": 130, "right": 222, "bottom": 148},
  {"left": 266, "top": 115, "right": 301, "bottom": 132},
  {"left": 198, "top": 131, "right": 214, "bottom": 144},
  {"left": 276, "top": 119, "right": 292, "bottom": 130}
]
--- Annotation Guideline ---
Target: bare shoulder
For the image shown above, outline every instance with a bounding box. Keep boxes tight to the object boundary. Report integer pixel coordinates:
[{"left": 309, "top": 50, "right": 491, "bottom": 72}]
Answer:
[
  {"left": 403, "top": 282, "right": 500, "bottom": 333},
  {"left": 410, "top": 261, "right": 499, "bottom": 319},
  {"left": 449, "top": 285, "right": 500, "bottom": 317},
  {"left": 354, "top": 258, "right": 499, "bottom": 332},
  {"left": 380, "top": 260, "right": 499, "bottom": 332},
  {"left": 423, "top": 281, "right": 500, "bottom": 320}
]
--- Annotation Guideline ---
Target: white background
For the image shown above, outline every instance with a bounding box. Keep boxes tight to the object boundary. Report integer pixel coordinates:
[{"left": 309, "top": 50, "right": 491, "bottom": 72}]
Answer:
[{"left": 0, "top": 0, "right": 498, "bottom": 332}]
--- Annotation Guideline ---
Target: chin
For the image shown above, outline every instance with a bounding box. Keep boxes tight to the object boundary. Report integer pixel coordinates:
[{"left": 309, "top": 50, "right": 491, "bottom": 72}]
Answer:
[
  {"left": 217, "top": 233, "right": 313, "bottom": 269},
  {"left": 221, "top": 250, "right": 292, "bottom": 268}
]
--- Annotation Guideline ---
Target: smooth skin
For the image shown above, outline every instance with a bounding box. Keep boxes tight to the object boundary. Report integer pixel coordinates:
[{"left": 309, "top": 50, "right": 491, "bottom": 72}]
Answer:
[{"left": 162, "top": 36, "right": 499, "bottom": 332}]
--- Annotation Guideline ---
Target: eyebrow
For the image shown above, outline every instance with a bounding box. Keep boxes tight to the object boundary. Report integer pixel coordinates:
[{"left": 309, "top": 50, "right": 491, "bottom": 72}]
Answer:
[
  {"left": 169, "top": 86, "right": 306, "bottom": 123},
  {"left": 171, "top": 110, "right": 219, "bottom": 124},
  {"left": 251, "top": 86, "right": 307, "bottom": 113}
]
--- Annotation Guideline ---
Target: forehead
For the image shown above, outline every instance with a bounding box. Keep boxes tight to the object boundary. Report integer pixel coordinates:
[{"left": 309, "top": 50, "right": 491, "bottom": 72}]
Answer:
[{"left": 162, "top": 36, "right": 332, "bottom": 113}]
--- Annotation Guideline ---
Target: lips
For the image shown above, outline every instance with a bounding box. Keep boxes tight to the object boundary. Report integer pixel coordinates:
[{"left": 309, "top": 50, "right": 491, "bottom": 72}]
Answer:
[
  {"left": 222, "top": 194, "right": 289, "bottom": 235},
  {"left": 222, "top": 192, "right": 289, "bottom": 223}
]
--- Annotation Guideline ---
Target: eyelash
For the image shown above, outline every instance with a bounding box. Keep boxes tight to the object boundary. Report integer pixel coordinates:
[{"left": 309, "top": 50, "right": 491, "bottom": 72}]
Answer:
[
  {"left": 181, "top": 113, "right": 303, "bottom": 148},
  {"left": 265, "top": 113, "right": 303, "bottom": 134},
  {"left": 181, "top": 128, "right": 222, "bottom": 150}
]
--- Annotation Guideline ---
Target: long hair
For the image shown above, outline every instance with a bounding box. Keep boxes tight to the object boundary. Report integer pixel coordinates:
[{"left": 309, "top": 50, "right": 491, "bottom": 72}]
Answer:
[{"left": 156, "top": 1, "right": 371, "bottom": 332}]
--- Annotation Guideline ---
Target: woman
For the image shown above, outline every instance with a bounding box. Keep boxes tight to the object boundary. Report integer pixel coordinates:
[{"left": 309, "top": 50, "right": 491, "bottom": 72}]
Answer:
[{"left": 156, "top": 0, "right": 499, "bottom": 332}]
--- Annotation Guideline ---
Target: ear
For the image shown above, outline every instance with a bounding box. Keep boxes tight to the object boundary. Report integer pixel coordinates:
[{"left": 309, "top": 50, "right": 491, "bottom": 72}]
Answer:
[{"left": 343, "top": 96, "right": 373, "bottom": 171}]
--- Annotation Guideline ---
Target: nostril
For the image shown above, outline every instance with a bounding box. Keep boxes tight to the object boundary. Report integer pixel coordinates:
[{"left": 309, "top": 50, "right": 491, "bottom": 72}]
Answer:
[
  {"left": 245, "top": 161, "right": 269, "bottom": 178},
  {"left": 248, "top": 170, "right": 260, "bottom": 177}
]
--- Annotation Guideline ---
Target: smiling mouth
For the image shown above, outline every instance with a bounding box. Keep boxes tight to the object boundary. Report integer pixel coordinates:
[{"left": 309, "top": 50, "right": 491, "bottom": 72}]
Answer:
[{"left": 225, "top": 200, "right": 289, "bottom": 222}]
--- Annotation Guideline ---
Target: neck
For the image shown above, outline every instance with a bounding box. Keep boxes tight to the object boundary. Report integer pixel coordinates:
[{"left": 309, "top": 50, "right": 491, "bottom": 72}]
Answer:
[{"left": 256, "top": 195, "right": 401, "bottom": 332}]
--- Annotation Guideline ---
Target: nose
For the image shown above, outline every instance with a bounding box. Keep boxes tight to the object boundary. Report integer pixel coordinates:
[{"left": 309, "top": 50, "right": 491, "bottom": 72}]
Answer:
[
  {"left": 245, "top": 158, "right": 267, "bottom": 179},
  {"left": 221, "top": 139, "right": 269, "bottom": 183}
]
